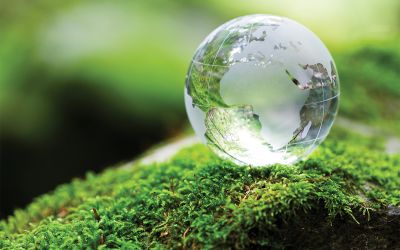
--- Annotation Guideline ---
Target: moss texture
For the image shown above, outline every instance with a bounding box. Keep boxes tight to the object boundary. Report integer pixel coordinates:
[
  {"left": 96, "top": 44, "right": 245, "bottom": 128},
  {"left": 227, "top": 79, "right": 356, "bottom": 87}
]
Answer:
[{"left": 0, "top": 126, "right": 399, "bottom": 249}]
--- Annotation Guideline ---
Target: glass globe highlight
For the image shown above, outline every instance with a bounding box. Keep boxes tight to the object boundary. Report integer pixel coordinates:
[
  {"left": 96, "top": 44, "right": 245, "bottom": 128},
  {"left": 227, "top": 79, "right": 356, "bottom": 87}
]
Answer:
[{"left": 185, "top": 14, "right": 340, "bottom": 166}]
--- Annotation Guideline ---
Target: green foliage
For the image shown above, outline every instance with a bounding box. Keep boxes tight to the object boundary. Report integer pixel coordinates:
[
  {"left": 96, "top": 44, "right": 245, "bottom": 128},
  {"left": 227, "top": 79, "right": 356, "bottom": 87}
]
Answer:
[
  {"left": 335, "top": 41, "right": 400, "bottom": 134},
  {"left": 1, "top": 127, "right": 399, "bottom": 249}
]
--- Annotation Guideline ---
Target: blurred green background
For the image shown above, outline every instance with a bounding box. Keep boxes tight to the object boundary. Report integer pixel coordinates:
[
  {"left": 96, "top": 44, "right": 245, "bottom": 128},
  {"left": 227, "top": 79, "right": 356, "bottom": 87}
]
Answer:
[{"left": 0, "top": 0, "right": 399, "bottom": 218}]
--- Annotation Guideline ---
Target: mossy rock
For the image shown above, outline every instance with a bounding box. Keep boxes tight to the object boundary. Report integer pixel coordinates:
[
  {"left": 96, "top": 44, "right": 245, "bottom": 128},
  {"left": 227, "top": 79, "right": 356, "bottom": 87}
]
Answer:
[{"left": 1, "top": 126, "right": 399, "bottom": 249}]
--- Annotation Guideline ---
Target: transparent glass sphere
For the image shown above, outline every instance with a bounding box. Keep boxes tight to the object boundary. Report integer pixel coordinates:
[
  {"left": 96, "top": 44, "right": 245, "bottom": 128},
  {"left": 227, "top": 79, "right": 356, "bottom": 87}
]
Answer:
[{"left": 185, "top": 14, "right": 339, "bottom": 166}]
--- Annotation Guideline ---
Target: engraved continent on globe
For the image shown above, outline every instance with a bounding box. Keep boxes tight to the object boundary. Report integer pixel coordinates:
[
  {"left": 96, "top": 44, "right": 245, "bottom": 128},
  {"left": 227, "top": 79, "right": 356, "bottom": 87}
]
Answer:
[{"left": 185, "top": 14, "right": 340, "bottom": 166}]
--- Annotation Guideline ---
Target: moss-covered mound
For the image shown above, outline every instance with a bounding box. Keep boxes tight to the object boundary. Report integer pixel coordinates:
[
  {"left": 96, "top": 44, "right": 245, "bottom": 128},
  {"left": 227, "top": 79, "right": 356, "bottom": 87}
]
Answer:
[{"left": 1, "top": 126, "right": 399, "bottom": 249}]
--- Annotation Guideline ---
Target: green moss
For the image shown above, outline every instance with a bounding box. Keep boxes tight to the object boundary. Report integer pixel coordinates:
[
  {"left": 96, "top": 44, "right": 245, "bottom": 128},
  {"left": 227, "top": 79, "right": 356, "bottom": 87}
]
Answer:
[{"left": 1, "top": 126, "right": 399, "bottom": 249}]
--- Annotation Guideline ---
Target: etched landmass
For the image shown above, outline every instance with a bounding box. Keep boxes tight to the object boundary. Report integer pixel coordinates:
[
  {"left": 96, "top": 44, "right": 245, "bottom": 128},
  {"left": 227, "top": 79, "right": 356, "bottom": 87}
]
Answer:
[
  {"left": 287, "top": 61, "right": 339, "bottom": 143},
  {"left": 285, "top": 62, "right": 337, "bottom": 90},
  {"left": 186, "top": 18, "right": 284, "bottom": 113},
  {"left": 186, "top": 62, "right": 229, "bottom": 112}
]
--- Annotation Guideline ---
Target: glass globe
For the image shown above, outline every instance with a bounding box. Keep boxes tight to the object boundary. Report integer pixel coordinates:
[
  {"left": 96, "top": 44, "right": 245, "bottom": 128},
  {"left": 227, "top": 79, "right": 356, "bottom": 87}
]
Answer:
[{"left": 185, "top": 14, "right": 339, "bottom": 166}]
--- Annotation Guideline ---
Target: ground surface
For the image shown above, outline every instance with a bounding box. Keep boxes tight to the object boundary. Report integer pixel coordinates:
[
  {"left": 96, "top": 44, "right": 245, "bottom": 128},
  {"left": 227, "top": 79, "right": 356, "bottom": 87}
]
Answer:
[
  {"left": 0, "top": 126, "right": 399, "bottom": 249},
  {"left": 1, "top": 42, "right": 400, "bottom": 249}
]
